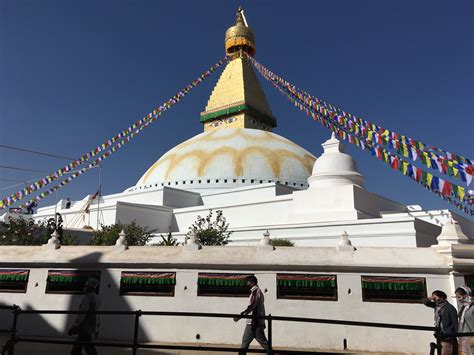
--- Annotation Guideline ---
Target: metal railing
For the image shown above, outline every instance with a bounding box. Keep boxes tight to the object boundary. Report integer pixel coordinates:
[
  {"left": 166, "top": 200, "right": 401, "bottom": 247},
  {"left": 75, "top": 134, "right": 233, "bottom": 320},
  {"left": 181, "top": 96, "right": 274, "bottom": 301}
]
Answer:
[{"left": 1, "top": 305, "right": 473, "bottom": 355}]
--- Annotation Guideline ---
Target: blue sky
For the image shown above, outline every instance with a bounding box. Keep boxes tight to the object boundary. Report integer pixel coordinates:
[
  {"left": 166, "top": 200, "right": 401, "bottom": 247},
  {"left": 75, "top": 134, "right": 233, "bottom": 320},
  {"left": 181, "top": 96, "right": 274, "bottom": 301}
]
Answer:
[{"left": 0, "top": 0, "right": 472, "bottom": 218}]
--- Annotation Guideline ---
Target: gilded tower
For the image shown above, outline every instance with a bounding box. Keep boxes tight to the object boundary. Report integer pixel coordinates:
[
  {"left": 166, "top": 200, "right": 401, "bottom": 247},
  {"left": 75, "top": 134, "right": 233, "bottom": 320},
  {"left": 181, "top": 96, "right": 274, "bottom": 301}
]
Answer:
[{"left": 200, "top": 7, "right": 277, "bottom": 132}]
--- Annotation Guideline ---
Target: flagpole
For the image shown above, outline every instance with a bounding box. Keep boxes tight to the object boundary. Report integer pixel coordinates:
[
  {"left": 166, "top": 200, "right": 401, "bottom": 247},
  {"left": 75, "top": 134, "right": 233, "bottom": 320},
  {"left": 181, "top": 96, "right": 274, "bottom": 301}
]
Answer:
[
  {"left": 54, "top": 189, "right": 58, "bottom": 225},
  {"left": 96, "top": 165, "right": 102, "bottom": 231}
]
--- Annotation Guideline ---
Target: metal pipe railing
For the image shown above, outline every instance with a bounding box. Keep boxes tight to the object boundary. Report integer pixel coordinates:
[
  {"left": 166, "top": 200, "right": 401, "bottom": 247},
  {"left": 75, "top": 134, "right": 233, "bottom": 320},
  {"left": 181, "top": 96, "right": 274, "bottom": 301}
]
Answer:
[{"left": 1, "top": 305, "right": 472, "bottom": 355}]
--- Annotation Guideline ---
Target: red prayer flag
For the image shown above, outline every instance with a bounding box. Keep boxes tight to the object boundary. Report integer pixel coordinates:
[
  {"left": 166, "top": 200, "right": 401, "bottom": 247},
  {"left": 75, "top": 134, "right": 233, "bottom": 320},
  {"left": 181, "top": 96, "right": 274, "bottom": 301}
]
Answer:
[{"left": 442, "top": 181, "right": 452, "bottom": 197}]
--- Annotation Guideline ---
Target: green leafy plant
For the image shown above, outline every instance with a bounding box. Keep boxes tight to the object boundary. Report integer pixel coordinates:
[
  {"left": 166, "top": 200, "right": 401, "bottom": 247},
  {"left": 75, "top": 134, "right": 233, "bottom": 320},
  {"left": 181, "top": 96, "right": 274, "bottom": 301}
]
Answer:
[
  {"left": 271, "top": 238, "right": 295, "bottom": 246},
  {"left": 0, "top": 216, "right": 47, "bottom": 245},
  {"left": 155, "top": 227, "right": 179, "bottom": 246},
  {"left": 89, "top": 221, "right": 155, "bottom": 246},
  {"left": 61, "top": 232, "right": 79, "bottom": 246},
  {"left": 186, "top": 209, "right": 232, "bottom": 246},
  {"left": 0, "top": 213, "right": 73, "bottom": 245}
]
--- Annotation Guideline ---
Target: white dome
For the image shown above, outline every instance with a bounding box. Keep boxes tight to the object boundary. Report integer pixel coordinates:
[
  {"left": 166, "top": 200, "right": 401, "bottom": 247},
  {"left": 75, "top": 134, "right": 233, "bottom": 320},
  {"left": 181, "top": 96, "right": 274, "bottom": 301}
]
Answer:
[
  {"left": 308, "top": 133, "right": 364, "bottom": 189},
  {"left": 136, "top": 128, "right": 316, "bottom": 190}
]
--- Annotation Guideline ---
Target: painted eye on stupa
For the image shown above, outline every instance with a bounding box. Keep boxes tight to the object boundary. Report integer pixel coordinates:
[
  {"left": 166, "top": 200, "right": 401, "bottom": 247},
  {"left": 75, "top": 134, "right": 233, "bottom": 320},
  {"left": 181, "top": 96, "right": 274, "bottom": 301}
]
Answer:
[
  {"left": 211, "top": 121, "right": 222, "bottom": 127},
  {"left": 225, "top": 117, "right": 236, "bottom": 123}
]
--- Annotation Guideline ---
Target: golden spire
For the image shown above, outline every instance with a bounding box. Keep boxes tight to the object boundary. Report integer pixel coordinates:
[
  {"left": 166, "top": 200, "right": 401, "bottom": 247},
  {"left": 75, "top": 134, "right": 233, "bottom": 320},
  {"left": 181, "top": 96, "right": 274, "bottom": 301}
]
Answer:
[
  {"left": 225, "top": 6, "right": 256, "bottom": 57},
  {"left": 199, "top": 7, "right": 276, "bottom": 132}
]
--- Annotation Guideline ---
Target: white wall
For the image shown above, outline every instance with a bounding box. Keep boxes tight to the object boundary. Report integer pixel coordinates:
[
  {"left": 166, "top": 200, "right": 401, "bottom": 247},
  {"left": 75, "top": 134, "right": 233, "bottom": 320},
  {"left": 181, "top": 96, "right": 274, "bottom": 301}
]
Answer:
[
  {"left": 0, "top": 267, "right": 452, "bottom": 354},
  {"left": 115, "top": 202, "right": 174, "bottom": 232}
]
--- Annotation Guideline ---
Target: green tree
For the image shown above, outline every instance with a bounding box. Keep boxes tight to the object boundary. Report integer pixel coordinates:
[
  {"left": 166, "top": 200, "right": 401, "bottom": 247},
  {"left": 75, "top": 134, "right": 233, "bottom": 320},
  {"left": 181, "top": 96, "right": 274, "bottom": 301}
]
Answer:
[
  {"left": 0, "top": 213, "right": 78, "bottom": 246},
  {"left": 272, "top": 238, "right": 295, "bottom": 246},
  {"left": 0, "top": 216, "right": 47, "bottom": 245},
  {"left": 41, "top": 213, "right": 78, "bottom": 245},
  {"left": 187, "top": 209, "right": 232, "bottom": 246},
  {"left": 89, "top": 221, "right": 155, "bottom": 246}
]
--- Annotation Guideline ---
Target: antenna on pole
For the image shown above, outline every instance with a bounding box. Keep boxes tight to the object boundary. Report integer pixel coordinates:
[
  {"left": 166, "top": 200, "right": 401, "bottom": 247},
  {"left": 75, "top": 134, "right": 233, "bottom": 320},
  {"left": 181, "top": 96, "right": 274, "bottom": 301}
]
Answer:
[
  {"left": 240, "top": 7, "right": 249, "bottom": 27},
  {"left": 96, "top": 164, "right": 102, "bottom": 231}
]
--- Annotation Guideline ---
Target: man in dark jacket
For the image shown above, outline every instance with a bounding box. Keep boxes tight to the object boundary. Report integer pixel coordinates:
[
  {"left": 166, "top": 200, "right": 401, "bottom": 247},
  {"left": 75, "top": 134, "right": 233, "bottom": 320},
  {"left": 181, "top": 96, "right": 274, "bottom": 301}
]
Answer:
[
  {"left": 423, "top": 290, "right": 458, "bottom": 355},
  {"left": 68, "top": 277, "right": 100, "bottom": 355}
]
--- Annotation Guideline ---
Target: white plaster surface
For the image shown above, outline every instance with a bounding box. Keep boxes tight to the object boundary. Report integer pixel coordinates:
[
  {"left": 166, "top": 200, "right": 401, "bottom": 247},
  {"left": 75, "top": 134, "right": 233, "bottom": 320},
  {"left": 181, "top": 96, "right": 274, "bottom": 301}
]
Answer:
[{"left": 0, "top": 244, "right": 470, "bottom": 354}]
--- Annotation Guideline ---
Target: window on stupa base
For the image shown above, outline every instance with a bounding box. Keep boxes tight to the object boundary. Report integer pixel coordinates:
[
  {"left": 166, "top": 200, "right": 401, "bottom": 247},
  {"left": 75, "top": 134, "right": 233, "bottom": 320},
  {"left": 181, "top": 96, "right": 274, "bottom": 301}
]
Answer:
[
  {"left": 197, "top": 273, "right": 253, "bottom": 297},
  {"left": 120, "top": 272, "right": 176, "bottom": 296},
  {"left": 0, "top": 269, "right": 29, "bottom": 293},
  {"left": 361, "top": 276, "right": 427, "bottom": 303},
  {"left": 277, "top": 274, "right": 338, "bottom": 301},
  {"left": 46, "top": 270, "right": 101, "bottom": 295}
]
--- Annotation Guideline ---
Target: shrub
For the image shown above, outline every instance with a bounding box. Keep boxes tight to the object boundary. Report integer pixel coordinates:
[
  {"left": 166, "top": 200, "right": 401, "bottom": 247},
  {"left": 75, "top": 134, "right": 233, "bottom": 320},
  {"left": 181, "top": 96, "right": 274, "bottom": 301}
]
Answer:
[
  {"left": 272, "top": 238, "right": 295, "bottom": 246},
  {"left": 187, "top": 210, "right": 232, "bottom": 246},
  {"left": 0, "top": 213, "right": 77, "bottom": 245},
  {"left": 90, "top": 221, "right": 155, "bottom": 246},
  {"left": 156, "top": 228, "right": 179, "bottom": 246}
]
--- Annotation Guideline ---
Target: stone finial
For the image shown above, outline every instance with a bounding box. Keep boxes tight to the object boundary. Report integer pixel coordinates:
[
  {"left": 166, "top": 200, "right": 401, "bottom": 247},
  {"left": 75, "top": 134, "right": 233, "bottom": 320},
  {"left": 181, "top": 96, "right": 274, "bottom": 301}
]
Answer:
[
  {"left": 337, "top": 231, "right": 355, "bottom": 252},
  {"left": 114, "top": 229, "right": 129, "bottom": 250},
  {"left": 42, "top": 230, "right": 60, "bottom": 250},
  {"left": 307, "top": 132, "right": 365, "bottom": 189},
  {"left": 260, "top": 230, "right": 272, "bottom": 245},
  {"left": 258, "top": 230, "right": 274, "bottom": 251},
  {"left": 322, "top": 132, "right": 344, "bottom": 154},
  {"left": 435, "top": 215, "right": 469, "bottom": 247},
  {"left": 184, "top": 231, "right": 201, "bottom": 251}
]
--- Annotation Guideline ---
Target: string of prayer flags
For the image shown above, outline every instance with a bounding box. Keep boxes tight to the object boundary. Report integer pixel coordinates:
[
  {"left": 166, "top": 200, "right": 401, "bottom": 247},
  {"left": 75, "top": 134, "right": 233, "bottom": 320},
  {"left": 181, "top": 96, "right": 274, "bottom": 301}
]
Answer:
[
  {"left": 0, "top": 57, "right": 228, "bottom": 210},
  {"left": 247, "top": 55, "right": 473, "bottom": 185},
  {"left": 257, "top": 61, "right": 472, "bottom": 214}
]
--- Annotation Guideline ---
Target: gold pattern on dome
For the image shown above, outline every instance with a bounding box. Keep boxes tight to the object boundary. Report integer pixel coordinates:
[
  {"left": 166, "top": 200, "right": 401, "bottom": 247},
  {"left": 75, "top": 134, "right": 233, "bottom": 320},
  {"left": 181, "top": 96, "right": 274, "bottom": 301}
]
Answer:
[
  {"left": 162, "top": 129, "right": 308, "bottom": 155},
  {"left": 140, "top": 129, "right": 316, "bottom": 183},
  {"left": 142, "top": 146, "right": 314, "bottom": 183}
]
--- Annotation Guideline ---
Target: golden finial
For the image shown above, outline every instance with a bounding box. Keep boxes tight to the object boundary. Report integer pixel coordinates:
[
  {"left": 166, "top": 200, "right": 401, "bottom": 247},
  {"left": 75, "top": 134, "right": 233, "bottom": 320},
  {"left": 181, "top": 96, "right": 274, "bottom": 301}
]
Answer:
[
  {"left": 236, "top": 6, "right": 245, "bottom": 25},
  {"left": 225, "top": 6, "right": 256, "bottom": 57}
]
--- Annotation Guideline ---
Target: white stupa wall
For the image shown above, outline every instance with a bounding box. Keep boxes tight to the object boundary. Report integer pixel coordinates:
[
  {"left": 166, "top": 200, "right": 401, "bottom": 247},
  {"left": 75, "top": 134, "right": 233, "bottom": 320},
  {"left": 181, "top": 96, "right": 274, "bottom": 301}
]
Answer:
[{"left": 1, "top": 243, "right": 467, "bottom": 354}]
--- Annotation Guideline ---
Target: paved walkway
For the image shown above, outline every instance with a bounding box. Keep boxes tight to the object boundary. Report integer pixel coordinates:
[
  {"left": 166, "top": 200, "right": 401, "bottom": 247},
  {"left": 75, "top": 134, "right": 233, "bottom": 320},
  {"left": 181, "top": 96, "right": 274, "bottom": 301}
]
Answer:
[{"left": 0, "top": 336, "right": 409, "bottom": 355}]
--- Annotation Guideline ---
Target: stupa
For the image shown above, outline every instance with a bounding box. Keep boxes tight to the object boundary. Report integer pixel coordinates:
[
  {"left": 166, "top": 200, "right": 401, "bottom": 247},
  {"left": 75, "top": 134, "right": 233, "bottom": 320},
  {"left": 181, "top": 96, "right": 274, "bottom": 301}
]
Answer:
[{"left": 26, "top": 7, "right": 471, "bottom": 247}]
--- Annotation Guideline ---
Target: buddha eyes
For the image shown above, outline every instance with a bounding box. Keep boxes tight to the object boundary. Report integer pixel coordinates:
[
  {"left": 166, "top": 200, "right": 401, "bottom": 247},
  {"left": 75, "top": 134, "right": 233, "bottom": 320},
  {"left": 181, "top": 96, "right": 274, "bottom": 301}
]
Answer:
[{"left": 211, "top": 117, "right": 236, "bottom": 127}]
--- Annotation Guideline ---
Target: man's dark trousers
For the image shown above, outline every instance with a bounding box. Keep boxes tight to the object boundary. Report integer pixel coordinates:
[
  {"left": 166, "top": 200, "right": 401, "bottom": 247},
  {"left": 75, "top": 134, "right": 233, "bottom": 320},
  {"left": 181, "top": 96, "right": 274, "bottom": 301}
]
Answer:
[
  {"left": 70, "top": 330, "right": 97, "bottom": 355},
  {"left": 239, "top": 324, "right": 272, "bottom": 355}
]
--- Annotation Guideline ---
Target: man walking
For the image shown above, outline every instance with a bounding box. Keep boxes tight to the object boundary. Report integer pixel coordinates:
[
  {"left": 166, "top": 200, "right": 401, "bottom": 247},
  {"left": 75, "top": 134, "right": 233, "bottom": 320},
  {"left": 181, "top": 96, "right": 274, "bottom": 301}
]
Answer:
[
  {"left": 68, "top": 277, "right": 100, "bottom": 355},
  {"left": 234, "top": 275, "right": 272, "bottom": 355}
]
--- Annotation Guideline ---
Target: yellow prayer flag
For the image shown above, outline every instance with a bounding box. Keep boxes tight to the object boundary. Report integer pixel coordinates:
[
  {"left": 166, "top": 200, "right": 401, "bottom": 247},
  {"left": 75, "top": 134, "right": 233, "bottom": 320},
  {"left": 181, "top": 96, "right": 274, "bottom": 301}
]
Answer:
[
  {"left": 458, "top": 186, "right": 465, "bottom": 201},
  {"left": 403, "top": 144, "right": 409, "bottom": 158},
  {"left": 403, "top": 161, "right": 408, "bottom": 175},
  {"left": 425, "top": 156, "right": 431, "bottom": 168},
  {"left": 426, "top": 173, "right": 433, "bottom": 186}
]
